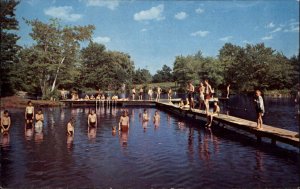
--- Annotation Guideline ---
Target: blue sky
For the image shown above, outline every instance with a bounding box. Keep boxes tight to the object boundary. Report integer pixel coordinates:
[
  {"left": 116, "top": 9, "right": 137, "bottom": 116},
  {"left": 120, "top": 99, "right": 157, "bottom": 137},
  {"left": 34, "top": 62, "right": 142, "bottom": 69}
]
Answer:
[{"left": 16, "top": 0, "right": 299, "bottom": 74}]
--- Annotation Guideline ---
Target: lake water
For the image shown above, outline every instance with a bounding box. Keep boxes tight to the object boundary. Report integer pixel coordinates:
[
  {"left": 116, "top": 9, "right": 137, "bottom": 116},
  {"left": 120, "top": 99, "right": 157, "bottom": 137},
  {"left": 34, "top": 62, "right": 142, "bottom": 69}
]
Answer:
[{"left": 1, "top": 100, "right": 299, "bottom": 188}]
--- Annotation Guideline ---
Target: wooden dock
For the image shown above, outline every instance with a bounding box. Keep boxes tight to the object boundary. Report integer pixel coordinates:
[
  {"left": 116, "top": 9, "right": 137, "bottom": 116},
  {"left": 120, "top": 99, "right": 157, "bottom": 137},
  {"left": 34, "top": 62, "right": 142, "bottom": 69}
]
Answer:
[{"left": 156, "top": 102, "right": 300, "bottom": 149}]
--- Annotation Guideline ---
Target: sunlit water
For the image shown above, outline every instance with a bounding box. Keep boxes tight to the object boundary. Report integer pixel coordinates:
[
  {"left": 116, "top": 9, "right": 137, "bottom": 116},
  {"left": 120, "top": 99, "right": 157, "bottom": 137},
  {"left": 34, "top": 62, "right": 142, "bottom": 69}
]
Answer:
[{"left": 1, "top": 105, "right": 299, "bottom": 188}]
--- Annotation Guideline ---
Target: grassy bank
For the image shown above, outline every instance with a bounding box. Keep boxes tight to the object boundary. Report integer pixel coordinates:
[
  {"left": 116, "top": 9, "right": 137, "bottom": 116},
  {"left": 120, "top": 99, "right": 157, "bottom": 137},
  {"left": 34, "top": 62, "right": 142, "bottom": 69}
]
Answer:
[{"left": 1, "top": 96, "right": 62, "bottom": 109}]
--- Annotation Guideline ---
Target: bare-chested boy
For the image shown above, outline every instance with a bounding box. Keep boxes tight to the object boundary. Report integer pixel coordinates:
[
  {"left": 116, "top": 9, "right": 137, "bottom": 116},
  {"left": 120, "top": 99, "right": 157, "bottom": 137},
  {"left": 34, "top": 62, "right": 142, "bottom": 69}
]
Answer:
[
  {"left": 25, "top": 101, "right": 34, "bottom": 124},
  {"left": 35, "top": 109, "right": 44, "bottom": 127},
  {"left": 67, "top": 117, "right": 75, "bottom": 136},
  {"left": 153, "top": 111, "right": 160, "bottom": 126},
  {"left": 88, "top": 109, "right": 97, "bottom": 127},
  {"left": 119, "top": 111, "right": 129, "bottom": 132},
  {"left": 1, "top": 110, "right": 11, "bottom": 133}
]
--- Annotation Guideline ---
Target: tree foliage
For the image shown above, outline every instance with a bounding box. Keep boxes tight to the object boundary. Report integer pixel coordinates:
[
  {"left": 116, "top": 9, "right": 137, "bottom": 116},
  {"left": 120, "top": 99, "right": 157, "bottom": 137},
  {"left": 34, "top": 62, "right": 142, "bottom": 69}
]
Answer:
[
  {"left": 78, "top": 41, "right": 135, "bottom": 91},
  {"left": 133, "top": 68, "right": 152, "bottom": 84},
  {"left": 19, "top": 19, "right": 94, "bottom": 99},
  {"left": 152, "top": 64, "right": 173, "bottom": 83},
  {"left": 0, "top": 0, "right": 21, "bottom": 96}
]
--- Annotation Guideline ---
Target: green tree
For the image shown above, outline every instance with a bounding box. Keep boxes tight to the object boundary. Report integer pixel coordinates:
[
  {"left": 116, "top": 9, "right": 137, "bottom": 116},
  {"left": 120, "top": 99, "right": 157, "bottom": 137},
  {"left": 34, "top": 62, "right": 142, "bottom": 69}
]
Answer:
[
  {"left": 0, "top": 0, "right": 21, "bottom": 96},
  {"left": 152, "top": 64, "right": 173, "bottom": 83},
  {"left": 79, "top": 42, "right": 135, "bottom": 91},
  {"left": 20, "top": 19, "right": 94, "bottom": 99},
  {"left": 133, "top": 68, "right": 152, "bottom": 84}
]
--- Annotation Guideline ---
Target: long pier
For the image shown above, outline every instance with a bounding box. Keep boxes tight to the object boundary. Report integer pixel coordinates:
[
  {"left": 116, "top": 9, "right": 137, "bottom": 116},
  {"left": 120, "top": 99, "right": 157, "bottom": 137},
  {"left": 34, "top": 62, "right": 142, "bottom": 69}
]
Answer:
[{"left": 60, "top": 99, "right": 299, "bottom": 149}]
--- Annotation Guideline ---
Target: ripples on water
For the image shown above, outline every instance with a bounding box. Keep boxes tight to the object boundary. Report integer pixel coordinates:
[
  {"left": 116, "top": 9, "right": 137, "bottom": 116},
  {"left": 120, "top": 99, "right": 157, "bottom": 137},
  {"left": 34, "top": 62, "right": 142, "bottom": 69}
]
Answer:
[{"left": 0, "top": 106, "right": 299, "bottom": 188}]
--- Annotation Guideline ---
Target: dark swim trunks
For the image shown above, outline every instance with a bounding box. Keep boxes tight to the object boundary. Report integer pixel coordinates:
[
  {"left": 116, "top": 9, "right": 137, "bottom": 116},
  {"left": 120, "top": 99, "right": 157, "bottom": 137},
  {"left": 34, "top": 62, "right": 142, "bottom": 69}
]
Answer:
[
  {"left": 2, "top": 125, "right": 9, "bottom": 129},
  {"left": 89, "top": 122, "right": 96, "bottom": 127},
  {"left": 26, "top": 122, "right": 33, "bottom": 129},
  {"left": 121, "top": 125, "right": 129, "bottom": 132},
  {"left": 26, "top": 113, "right": 33, "bottom": 120}
]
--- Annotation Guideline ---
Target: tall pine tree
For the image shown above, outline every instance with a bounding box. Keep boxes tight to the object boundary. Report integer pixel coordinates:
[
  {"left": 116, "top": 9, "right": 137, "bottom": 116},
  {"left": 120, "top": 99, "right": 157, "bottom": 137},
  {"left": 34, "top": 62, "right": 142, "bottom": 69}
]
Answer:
[{"left": 0, "top": 0, "right": 20, "bottom": 96}]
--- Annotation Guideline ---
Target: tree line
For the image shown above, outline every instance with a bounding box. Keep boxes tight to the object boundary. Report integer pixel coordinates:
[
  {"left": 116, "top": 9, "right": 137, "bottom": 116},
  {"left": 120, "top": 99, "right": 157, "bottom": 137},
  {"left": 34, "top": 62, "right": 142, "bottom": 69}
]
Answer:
[{"left": 1, "top": 0, "right": 299, "bottom": 99}]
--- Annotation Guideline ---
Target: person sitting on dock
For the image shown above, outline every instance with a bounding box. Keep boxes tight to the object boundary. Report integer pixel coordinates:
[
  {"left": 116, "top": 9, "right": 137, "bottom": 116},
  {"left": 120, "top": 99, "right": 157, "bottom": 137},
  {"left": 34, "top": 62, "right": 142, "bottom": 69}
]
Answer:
[
  {"left": 90, "top": 95, "right": 95, "bottom": 100},
  {"left": 187, "top": 81, "right": 195, "bottom": 110},
  {"left": 96, "top": 94, "right": 101, "bottom": 100},
  {"left": 153, "top": 111, "right": 160, "bottom": 126},
  {"left": 118, "top": 111, "right": 129, "bottom": 132},
  {"left": 254, "top": 90, "right": 265, "bottom": 130},
  {"left": 67, "top": 117, "right": 75, "bottom": 136},
  {"left": 1, "top": 110, "right": 11, "bottom": 133},
  {"left": 179, "top": 99, "right": 185, "bottom": 109},
  {"left": 88, "top": 109, "right": 97, "bottom": 127},
  {"left": 25, "top": 101, "right": 34, "bottom": 125},
  {"left": 84, "top": 94, "right": 90, "bottom": 100},
  {"left": 168, "top": 88, "right": 172, "bottom": 102},
  {"left": 35, "top": 109, "right": 44, "bottom": 127},
  {"left": 206, "top": 101, "right": 220, "bottom": 128}
]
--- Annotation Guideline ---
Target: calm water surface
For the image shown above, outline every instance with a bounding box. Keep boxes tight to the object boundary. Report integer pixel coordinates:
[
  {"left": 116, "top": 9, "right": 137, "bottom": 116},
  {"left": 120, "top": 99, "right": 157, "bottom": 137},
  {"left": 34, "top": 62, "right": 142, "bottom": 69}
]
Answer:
[{"left": 1, "top": 104, "right": 299, "bottom": 188}]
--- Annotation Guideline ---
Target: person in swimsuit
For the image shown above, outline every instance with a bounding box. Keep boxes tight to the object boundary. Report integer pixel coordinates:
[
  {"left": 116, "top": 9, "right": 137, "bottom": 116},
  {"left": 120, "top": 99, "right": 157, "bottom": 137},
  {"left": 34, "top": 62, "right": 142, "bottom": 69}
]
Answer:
[
  {"left": 186, "top": 81, "right": 195, "bottom": 110},
  {"left": 156, "top": 86, "right": 162, "bottom": 102},
  {"left": 206, "top": 101, "right": 220, "bottom": 127},
  {"left": 67, "top": 117, "right": 75, "bottom": 136},
  {"left": 1, "top": 110, "right": 11, "bottom": 133},
  {"left": 139, "top": 88, "right": 143, "bottom": 100},
  {"left": 226, "top": 84, "right": 230, "bottom": 98},
  {"left": 148, "top": 87, "right": 153, "bottom": 100},
  {"left": 168, "top": 88, "right": 172, "bottom": 102},
  {"left": 132, "top": 87, "right": 136, "bottom": 100},
  {"left": 153, "top": 111, "right": 160, "bottom": 127},
  {"left": 25, "top": 101, "right": 34, "bottom": 124},
  {"left": 204, "top": 79, "right": 213, "bottom": 114},
  {"left": 198, "top": 82, "right": 205, "bottom": 110},
  {"left": 88, "top": 109, "right": 97, "bottom": 127},
  {"left": 254, "top": 90, "right": 265, "bottom": 130},
  {"left": 119, "top": 111, "right": 130, "bottom": 132},
  {"left": 35, "top": 109, "right": 44, "bottom": 127}
]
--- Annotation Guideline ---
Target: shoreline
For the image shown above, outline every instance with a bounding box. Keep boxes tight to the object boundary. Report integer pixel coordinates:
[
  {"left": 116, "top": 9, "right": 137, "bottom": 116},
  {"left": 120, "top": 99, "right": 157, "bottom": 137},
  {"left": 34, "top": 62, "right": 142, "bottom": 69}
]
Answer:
[{"left": 1, "top": 96, "right": 62, "bottom": 109}]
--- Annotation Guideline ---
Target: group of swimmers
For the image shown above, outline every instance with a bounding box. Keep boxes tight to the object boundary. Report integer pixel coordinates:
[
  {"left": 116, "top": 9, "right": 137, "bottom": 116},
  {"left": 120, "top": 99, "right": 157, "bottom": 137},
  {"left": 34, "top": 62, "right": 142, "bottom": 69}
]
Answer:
[{"left": 132, "top": 86, "right": 167, "bottom": 101}]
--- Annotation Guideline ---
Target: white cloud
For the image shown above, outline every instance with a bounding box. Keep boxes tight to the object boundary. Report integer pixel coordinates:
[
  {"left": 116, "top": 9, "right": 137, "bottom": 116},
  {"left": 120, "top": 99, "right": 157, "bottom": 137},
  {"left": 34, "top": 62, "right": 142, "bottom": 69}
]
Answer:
[
  {"left": 219, "top": 36, "right": 233, "bottom": 42},
  {"left": 44, "top": 6, "right": 82, "bottom": 22},
  {"left": 242, "top": 40, "right": 252, "bottom": 44},
  {"left": 195, "top": 8, "right": 204, "bottom": 14},
  {"left": 190, "top": 30, "right": 210, "bottom": 37},
  {"left": 270, "top": 27, "right": 282, "bottom": 33},
  {"left": 81, "top": 0, "right": 119, "bottom": 10},
  {"left": 283, "top": 21, "right": 299, "bottom": 32},
  {"left": 261, "top": 35, "right": 273, "bottom": 41},
  {"left": 174, "top": 12, "right": 188, "bottom": 20},
  {"left": 134, "top": 4, "right": 165, "bottom": 21},
  {"left": 94, "top": 36, "right": 111, "bottom": 43},
  {"left": 140, "top": 28, "right": 148, "bottom": 32},
  {"left": 266, "top": 22, "right": 275, "bottom": 28}
]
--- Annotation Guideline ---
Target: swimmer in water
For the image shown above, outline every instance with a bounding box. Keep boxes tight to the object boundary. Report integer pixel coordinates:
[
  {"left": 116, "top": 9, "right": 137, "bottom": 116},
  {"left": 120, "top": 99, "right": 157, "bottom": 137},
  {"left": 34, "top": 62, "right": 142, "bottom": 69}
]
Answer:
[
  {"left": 1, "top": 110, "right": 11, "bottom": 133},
  {"left": 25, "top": 101, "right": 34, "bottom": 124},
  {"left": 118, "top": 111, "right": 129, "bottom": 132},
  {"left": 67, "top": 117, "right": 75, "bottom": 136},
  {"left": 88, "top": 109, "right": 97, "bottom": 127}
]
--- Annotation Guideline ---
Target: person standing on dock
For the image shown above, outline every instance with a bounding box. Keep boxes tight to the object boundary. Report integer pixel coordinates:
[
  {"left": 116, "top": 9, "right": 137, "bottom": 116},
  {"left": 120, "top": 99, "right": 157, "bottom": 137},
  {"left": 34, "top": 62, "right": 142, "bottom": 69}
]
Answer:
[
  {"left": 254, "top": 90, "right": 265, "bottom": 130},
  {"left": 148, "top": 87, "right": 153, "bottom": 100},
  {"left": 168, "top": 88, "right": 172, "bottom": 102},
  {"left": 139, "top": 87, "right": 143, "bottom": 100},
  {"left": 226, "top": 84, "right": 230, "bottom": 98},
  {"left": 204, "top": 79, "right": 213, "bottom": 114},
  {"left": 132, "top": 87, "right": 136, "bottom": 100},
  {"left": 187, "top": 81, "right": 195, "bottom": 110},
  {"left": 156, "top": 86, "right": 162, "bottom": 101},
  {"left": 198, "top": 82, "right": 205, "bottom": 110}
]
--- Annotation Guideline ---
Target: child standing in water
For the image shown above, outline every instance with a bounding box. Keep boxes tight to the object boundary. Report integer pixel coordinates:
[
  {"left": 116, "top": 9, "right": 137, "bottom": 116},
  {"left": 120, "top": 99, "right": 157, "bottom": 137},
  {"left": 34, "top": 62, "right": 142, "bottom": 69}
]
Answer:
[
  {"left": 88, "top": 109, "right": 97, "bottom": 127},
  {"left": 254, "top": 90, "right": 265, "bottom": 130},
  {"left": 35, "top": 109, "right": 44, "bottom": 127},
  {"left": 119, "top": 111, "right": 130, "bottom": 132},
  {"left": 1, "top": 110, "right": 11, "bottom": 133},
  {"left": 153, "top": 111, "right": 160, "bottom": 127},
  {"left": 25, "top": 101, "right": 34, "bottom": 124},
  {"left": 67, "top": 117, "right": 75, "bottom": 136}
]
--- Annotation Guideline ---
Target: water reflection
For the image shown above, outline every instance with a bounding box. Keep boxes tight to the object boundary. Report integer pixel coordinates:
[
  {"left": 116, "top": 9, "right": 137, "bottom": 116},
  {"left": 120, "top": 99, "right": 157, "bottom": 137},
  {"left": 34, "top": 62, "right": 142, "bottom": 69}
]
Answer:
[
  {"left": 1, "top": 132, "right": 10, "bottom": 148},
  {"left": 88, "top": 126, "right": 97, "bottom": 141},
  {"left": 25, "top": 122, "right": 34, "bottom": 141},
  {"left": 34, "top": 125, "right": 44, "bottom": 144},
  {"left": 119, "top": 131, "right": 129, "bottom": 147}
]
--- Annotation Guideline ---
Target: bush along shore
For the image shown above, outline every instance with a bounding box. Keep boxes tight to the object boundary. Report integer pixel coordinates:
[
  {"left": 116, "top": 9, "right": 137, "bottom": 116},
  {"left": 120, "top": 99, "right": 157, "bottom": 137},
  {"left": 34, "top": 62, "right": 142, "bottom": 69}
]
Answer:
[{"left": 1, "top": 96, "right": 62, "bottom": 108}]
